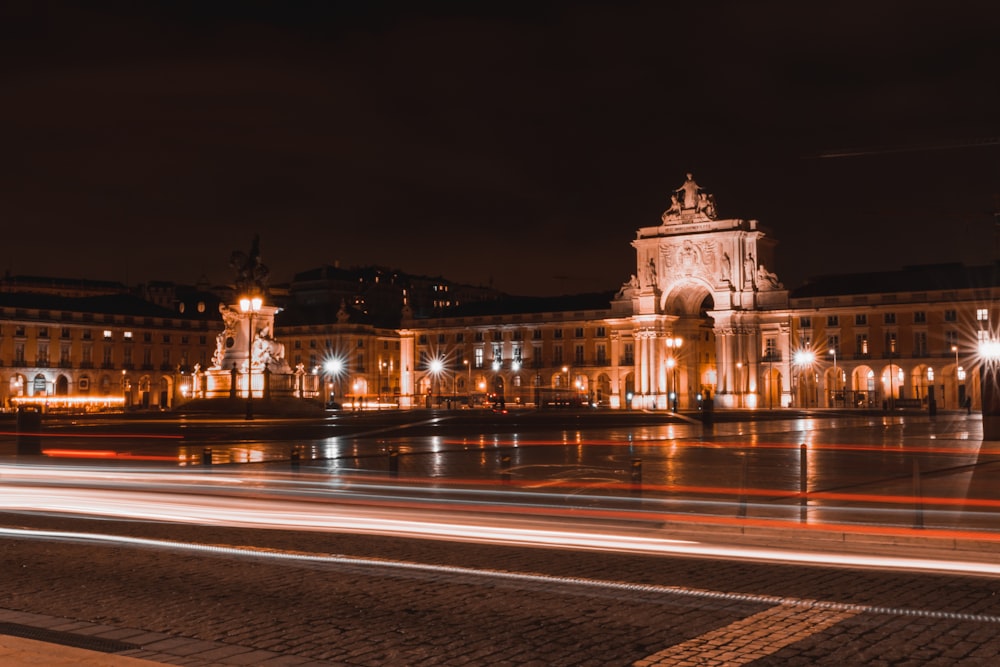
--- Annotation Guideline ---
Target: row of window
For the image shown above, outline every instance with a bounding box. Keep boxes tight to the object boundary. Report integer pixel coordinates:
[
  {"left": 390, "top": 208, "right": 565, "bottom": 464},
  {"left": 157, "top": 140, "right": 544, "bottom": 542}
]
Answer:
[
  {"left": 2, "top": 326, "right": 205, "bottom": 345},
  {"left": 800, "top": 309, "right": 975, "bottom": 328},
  {"left": 417, "top": 327, "right": 609, "bottom": 346},
  {"left": 800, "top": 330, "right": 964, "bottom": 357}
]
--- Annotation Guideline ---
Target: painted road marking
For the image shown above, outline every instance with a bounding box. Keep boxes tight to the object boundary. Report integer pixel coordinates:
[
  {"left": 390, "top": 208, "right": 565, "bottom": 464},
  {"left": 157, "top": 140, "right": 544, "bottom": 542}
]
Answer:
[{"left": 634, "top": 604, "right": 859, "bottom": 666}]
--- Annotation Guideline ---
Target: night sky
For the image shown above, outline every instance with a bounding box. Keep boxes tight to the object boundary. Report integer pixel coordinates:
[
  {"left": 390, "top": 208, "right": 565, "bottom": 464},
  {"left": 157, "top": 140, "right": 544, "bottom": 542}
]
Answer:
[{"left": 3, "top": 1, "right": 998, "bottom": 297}]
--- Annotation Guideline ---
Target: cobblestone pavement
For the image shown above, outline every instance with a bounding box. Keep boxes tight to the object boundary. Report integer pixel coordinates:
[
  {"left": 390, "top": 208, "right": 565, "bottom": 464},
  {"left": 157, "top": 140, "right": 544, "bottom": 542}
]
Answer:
[{"left": 1, "top": 513, "right": 1000, "bottom": 666}]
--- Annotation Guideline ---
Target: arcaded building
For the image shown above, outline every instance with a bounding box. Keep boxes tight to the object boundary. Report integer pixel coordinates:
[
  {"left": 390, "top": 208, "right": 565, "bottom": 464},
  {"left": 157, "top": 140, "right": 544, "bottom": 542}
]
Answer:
[
  {"left": 389, "top": 174, "right": 994, "bottom": 412},
  {"left": 3, "top": 175, "right": 995, "bottom": 413}
]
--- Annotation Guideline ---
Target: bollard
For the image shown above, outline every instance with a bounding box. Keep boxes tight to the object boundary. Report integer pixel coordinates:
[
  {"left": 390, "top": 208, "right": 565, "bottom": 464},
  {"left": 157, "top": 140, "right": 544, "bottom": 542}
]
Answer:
[
  {"left": 388, "top": 447, "right": 399, "bottom": 477},
  {"left": 501, "top": 451, "right": 512, "bottom": 485},
  {"left": 15, "top": 405, "right": 43, "bottom": 456},
  {"left": 202, "top": 448, "right": 213, "bottom": 466},
  {"left": 630, "top": 458, "right": 642, "bottom": 495},
  {"left": 799, "top": 444, "right": 808, "bottom": 523},
  {"left": 913, "top": 459, "right": 924, "bottom": 529}
]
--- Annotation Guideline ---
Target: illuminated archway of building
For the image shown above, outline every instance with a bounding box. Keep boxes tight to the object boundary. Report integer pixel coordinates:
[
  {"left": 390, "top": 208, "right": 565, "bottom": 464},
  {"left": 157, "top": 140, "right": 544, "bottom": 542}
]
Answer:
[
  {"left": 659, "top": 282, "right": 715, "bottom": 410},
  {"left": 9, "top": 374, "right": 26, "bottom": 398},
  {"left": 159, "top": 376, "right": 173, "bottom": 408},
  {"left": 881, "top": 363, "right": 905, "bottom": 402},
  {"left": 595, "top": 373, "right": 611, "bottom": 406},
  {"left": 910, "top": 364, "right": 934, "bottom": 402}
]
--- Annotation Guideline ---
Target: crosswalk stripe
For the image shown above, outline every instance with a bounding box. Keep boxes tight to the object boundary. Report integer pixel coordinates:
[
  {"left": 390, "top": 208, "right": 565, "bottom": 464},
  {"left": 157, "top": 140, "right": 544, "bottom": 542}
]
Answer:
[{"left": 634, "top": 604, "right": 859, "bottom": 666}]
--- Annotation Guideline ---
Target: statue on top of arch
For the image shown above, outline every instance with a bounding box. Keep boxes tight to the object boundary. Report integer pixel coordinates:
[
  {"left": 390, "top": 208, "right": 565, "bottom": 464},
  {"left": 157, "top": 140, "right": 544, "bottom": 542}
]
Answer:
[{"left": 662, "top": 172, "right": 717, "bottom": 223}]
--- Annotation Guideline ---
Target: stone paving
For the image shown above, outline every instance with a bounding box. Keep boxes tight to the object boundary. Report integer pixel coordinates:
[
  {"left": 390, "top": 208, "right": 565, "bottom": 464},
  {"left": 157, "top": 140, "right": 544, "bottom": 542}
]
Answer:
[{"left": 1, "top": 514, "right": 1000, "bottom": 665}]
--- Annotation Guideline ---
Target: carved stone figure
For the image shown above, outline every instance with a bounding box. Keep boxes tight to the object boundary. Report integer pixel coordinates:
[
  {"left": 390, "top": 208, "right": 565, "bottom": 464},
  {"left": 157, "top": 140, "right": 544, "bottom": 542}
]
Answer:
[
  {"left": 662, "top": 194, "right": 682, "bottom": 221},
  {"left": 646, "top": 257, "right": 658, "bottom": 288},
  {"left": 721, "top": 251, "right": 732, "bottom": 284},
  {"left": 744, "top": 251, "right": 756, "bottom": 288},
  {"left": 211, "top": 304, "right": 242, "bottom": 369},
  {"left": 756, "top": 264, "right": 783, "bottom": 289},
  {"left": 696, "top": 192, "right": 718, "bottom": 219},
  {"left": 616, "top": 273, "right": 640, "bottom": 299},
  {"left": 676, "top": 173, "right": 700, "bottom": 209},
  {"left": 252, "top": 325, "right": 286, "bottom": 369}
]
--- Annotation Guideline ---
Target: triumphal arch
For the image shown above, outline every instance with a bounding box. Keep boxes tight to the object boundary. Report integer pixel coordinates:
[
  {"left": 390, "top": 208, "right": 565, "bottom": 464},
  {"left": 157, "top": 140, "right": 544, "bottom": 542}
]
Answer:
[{"left": 612, "top": 173, "right": 793, "bottom": 409}]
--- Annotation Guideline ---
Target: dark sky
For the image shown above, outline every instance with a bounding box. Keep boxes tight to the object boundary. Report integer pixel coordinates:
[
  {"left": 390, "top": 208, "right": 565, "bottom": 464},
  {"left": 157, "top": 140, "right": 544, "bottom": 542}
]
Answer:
[{"left": 3, "top": 1, "right": 998, "bottom": 297}]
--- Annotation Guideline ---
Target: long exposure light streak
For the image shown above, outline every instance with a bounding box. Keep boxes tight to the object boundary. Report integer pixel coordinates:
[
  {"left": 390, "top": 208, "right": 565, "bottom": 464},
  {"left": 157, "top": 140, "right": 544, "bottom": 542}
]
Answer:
[{"left": 2, "top": 477, "right": 1000, "bottom": 577}]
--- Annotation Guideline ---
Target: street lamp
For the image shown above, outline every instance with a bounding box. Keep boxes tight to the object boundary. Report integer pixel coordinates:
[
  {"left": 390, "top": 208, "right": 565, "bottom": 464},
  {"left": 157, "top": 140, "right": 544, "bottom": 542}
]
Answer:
[
  {"left": 429, "top": 357, "right": 444, "bottom": 408},
  {"left": 239, "top": 294, "right": 262, "bottom": 420},
  {"left": 323, "top": 358, "right": 344, "bottom": 407},
  {"left": 952, "top": 345, "right": 960, "bottom": 408},
  {"left": 666, "top": 356, "right": 677, "bottom": 411},
  {"left": 793, "top": 349, "right": 815, "bottom": 407},
  {"left": 828, "top": 348, "right": 838, "bottom": 407},
  {"left": 736, "top": 361, "right": 743, "bottom": 408},
  {"left": 464, "top": 359, "right": 471, "bottom": 406},
  {"left": 666, "top": 336, "right": 682, "bottom": 410}
]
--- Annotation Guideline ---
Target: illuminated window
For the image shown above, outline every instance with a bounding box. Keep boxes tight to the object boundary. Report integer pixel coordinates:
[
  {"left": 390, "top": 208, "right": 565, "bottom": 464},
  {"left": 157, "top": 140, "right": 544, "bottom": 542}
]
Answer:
[
  {"left": 856, "top": 334, "right": 869, "bottom": 355},
  {"left": 474, "top": 348, "right": 483, "bottom": 369},
  {"left": 124, "top": 331, "right": 133, "bottom": 340},
  {"left": 885, "top": 332, "right": 897, "bottom": 354},
  {"left": 977, "top": 308, "right": 989, "bottom": 321},
  {"left": 103, "top": 330, "right": 113, "bottom": 340}
]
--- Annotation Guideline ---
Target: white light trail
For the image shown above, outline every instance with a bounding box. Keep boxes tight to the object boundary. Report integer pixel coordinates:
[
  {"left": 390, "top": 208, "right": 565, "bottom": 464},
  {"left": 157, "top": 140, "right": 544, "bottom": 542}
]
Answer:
[
  {"left": 4, "top": 526, "right": 1000, "bottom": 625},
  {"left": 3, "top": 480, "right": 1000, "bottom": 578}
]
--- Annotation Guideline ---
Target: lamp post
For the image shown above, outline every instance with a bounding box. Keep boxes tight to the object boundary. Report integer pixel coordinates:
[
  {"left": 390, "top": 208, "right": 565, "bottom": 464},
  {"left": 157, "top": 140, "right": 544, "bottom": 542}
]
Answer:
[
  {"left": 323, "top": 358, "right": 343, "bottom": 408},
  {"left": 793, "top": 350, "right": 815, "bottom": 408},
  {"left": 239, "top": 295, "right": 262, "bottom": 421},
  {"left": 736, "top": 361, "right": 743, "bottom": 408},
  {"left": 828, "top": 348, "right": 837, "bottom": 407},
  {"left": 665, "top": 336, "right": 682, "bottom": 410},
  {"left": 952, "top": 345, "right": 959, "bottom": 408},
  {"left": 464, "top": 359, "right": 471, "bottom": 407},
  {"left": 429, "top": 357, "right": 443, "bottom": 408}
]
